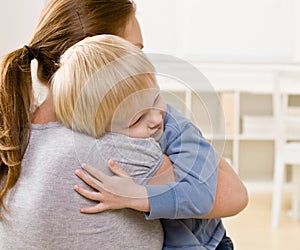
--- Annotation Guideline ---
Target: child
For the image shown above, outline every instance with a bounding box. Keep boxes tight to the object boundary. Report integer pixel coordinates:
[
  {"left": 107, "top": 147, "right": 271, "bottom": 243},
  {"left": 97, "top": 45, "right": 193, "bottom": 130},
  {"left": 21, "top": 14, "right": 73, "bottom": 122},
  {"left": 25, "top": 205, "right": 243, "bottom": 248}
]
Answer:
[{"left": 51, "top": 34, "right": 234, "bottom": 249}]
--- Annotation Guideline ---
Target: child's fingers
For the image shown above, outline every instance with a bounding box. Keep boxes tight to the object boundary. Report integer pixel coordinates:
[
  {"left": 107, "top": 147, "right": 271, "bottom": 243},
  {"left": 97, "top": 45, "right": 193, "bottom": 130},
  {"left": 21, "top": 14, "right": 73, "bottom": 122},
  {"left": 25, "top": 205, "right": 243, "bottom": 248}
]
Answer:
[
  {"left": 75, "top": 169, "right": 103, "bottom": 191},
  {"left": 80, "top": 203, "right": 110, "bottom": 214},
  {"left": 108, "top": 159, "right": 130, "bottom": 177},
  {"left": 74, "top": 184, "right": 103, "bottom": 201},
  {"left": 81, "top": 164, "right": 109, "bottom": 183}
]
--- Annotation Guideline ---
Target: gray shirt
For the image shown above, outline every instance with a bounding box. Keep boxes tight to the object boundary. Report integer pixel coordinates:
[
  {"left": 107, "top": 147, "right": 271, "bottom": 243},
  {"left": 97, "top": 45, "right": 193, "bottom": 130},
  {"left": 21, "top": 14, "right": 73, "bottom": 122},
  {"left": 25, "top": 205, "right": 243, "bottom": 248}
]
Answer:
[{"left": 0, "top": 122, "right": 163, "bottom": 250}]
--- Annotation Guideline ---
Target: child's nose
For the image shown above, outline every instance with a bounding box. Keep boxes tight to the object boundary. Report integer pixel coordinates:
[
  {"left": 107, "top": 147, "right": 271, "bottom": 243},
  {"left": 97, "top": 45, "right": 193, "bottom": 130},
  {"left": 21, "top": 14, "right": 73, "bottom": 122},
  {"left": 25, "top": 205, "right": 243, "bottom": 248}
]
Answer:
[{"left": 149, "top": 109, "right": 162, "bottom": 127}]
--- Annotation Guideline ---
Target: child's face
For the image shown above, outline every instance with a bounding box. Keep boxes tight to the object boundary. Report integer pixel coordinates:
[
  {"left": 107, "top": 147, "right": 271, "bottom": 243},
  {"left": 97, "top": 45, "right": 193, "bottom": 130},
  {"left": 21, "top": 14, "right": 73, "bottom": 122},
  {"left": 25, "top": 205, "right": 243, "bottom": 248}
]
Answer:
[{"left": 110, "top": 87, "right": 166, "bottom": 141}]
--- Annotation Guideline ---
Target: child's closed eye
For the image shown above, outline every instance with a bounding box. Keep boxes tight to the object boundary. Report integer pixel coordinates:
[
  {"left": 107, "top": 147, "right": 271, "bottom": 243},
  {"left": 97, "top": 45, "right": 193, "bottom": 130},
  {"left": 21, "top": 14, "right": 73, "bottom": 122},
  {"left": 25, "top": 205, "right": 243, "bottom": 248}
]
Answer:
[{"left": 129, "top": 114, "right": 144, "bottom": 127}]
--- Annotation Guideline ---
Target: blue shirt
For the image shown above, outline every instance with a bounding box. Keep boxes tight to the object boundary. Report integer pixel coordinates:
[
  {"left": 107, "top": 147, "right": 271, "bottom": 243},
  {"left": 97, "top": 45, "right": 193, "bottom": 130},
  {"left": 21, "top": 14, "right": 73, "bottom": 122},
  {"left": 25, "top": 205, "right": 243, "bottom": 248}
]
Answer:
[{"left": 146, "top": 105, "right": 225, "bottom": 249}]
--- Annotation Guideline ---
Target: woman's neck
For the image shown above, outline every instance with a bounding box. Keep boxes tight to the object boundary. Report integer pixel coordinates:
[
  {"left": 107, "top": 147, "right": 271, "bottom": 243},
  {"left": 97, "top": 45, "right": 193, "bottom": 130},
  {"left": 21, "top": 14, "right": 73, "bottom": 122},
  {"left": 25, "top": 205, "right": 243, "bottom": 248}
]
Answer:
[{"left": 32, "top": 93, "right": 58, "bottom": 124}]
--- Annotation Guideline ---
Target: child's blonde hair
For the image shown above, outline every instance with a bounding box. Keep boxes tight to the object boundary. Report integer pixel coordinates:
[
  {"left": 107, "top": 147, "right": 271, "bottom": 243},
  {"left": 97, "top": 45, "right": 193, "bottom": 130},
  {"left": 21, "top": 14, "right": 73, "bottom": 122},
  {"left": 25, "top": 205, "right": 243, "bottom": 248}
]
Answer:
[{"left": 51, "top": 34, "right": 157, "bottom": 137}]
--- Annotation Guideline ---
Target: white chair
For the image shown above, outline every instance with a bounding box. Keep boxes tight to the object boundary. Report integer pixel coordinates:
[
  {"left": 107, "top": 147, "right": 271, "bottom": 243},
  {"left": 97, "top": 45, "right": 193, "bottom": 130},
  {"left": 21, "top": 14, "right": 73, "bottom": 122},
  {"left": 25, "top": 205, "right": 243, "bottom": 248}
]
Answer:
[{"left": 271, "top": 77, "right": 300, "bottom": 228}]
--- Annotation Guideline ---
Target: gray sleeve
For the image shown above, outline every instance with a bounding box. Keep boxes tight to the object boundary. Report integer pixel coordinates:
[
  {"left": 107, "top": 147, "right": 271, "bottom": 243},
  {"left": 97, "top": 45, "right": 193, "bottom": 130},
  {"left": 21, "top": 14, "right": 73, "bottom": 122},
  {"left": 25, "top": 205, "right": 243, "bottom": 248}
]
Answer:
[{"left": 96, "top": 133, "right": 163, "bottom": 185}]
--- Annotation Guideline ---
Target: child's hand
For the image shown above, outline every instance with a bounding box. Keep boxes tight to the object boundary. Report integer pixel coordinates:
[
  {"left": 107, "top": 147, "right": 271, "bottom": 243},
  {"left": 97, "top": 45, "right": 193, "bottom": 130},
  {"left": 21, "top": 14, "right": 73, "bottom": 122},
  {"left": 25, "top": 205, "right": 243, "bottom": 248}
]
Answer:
[{"left": 74, "top": 160, "right": 150, "bottom": 213}]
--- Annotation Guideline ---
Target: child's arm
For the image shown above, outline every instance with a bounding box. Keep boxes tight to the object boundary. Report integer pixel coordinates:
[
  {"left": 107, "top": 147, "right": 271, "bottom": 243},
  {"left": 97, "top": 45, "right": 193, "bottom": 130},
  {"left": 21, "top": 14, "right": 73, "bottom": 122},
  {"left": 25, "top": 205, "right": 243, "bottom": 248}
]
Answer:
[
  {"left": 74, "top": 157, "right": 248, "bottom": 218},
  {"left": 73, "top": 154, "right": 175, "bottom": 213},
  {"left": 144, "top": 114, "right": 219, "bottom": 219}
]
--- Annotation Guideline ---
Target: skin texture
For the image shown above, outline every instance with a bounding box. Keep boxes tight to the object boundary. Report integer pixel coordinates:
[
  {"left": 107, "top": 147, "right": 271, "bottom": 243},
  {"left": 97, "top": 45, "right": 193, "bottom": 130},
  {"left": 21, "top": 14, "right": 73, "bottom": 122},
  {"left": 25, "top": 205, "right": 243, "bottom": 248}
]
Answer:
[
  {"left": 202, "top": 157, "right": 248, "bottom": 218},
  {"left": 111, "top": 88, "right": 166, "bottom": 141}
]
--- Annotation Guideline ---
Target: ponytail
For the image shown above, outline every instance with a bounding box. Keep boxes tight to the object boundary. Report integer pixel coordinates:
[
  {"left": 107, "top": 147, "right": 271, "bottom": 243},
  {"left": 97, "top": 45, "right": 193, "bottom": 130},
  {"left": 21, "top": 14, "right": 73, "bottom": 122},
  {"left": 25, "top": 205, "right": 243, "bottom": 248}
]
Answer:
[
  {"left": 0, "top": 46, "right": 34, "bottom": 217},
  {"left": 0, "top": 0, "right": 136, "bottom": 219}
]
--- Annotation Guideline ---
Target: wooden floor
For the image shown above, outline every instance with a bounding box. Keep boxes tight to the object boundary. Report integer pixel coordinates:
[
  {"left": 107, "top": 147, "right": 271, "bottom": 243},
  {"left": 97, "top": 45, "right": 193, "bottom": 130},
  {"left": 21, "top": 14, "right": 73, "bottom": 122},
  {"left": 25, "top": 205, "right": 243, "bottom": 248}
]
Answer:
[{"left": 223, "top": 190, "right": 300, "bottom": 250}]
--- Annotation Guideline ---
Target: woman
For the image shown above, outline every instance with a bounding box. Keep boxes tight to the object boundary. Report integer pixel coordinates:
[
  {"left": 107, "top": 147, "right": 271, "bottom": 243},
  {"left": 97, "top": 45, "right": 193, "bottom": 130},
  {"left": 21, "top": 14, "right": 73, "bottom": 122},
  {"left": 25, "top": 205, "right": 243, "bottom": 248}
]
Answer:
[
  {"left": 0, "top": 1, "right": 165, "bottom": 249},
  {"left": 0, "top": 0, "right": 247, "bottom": 248},
  {"left": 0, "top": 0, "right": 143, "bottom": 216}
]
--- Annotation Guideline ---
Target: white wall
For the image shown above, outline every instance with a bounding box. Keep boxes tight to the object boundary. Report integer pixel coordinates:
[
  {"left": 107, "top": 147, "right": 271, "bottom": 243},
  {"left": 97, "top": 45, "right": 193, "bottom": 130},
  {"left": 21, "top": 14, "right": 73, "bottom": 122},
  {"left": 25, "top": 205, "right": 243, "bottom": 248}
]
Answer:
[
  {"left": 134, "top": 0, "right": 182, "bottom": 56},
  {"left": 136, "top": 0, "right": 299, "bottom": 62},
  {"left": 0, "top": 0, "right": 46, "bottom": 58},
  {"left": 1, "top": 0, "right": 300, "bottom": 62},
  {"left": 293, "top": 0, "right": 300, "bottom": 61}
]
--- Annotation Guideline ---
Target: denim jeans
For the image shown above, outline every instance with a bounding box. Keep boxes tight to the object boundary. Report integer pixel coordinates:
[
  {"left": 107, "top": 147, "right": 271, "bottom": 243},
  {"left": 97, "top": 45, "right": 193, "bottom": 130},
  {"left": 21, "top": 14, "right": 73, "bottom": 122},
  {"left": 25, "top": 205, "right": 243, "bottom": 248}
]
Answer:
[{"left": 215, "top": 233, "right": 234, "bottom": 250}]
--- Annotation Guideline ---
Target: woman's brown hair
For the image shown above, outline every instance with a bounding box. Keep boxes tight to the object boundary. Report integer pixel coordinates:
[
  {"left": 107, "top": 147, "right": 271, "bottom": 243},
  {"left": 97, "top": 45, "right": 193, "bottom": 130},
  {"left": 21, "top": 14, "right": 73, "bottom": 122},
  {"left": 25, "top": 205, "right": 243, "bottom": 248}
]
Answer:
[{"left": 0, "top": 0, "right": 135, "bottom": 217}]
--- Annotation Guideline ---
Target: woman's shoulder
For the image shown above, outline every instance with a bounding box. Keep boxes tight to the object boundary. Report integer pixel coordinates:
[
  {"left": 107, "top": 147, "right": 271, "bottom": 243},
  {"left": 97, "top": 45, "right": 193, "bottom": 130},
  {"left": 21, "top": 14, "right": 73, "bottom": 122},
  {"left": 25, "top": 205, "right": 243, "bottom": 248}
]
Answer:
[{"left": 31, "top": 121, "right": 64, "bottom": 130}]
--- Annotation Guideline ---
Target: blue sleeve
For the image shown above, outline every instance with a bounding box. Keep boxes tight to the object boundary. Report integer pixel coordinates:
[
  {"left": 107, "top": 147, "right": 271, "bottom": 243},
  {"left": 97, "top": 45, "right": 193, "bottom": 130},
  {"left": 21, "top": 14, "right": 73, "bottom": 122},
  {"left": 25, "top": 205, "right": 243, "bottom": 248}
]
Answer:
[{"left": 145, "top": 105, "right": 219, "bottom": 219}]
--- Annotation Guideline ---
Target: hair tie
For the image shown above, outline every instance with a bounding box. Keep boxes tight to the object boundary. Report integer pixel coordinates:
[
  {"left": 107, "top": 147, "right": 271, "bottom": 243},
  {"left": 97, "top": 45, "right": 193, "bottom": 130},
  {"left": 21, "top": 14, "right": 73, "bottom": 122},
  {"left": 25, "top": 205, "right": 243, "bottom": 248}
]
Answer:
[{"left": 24, "top": 45, "right": 35, "bottom": 61}]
